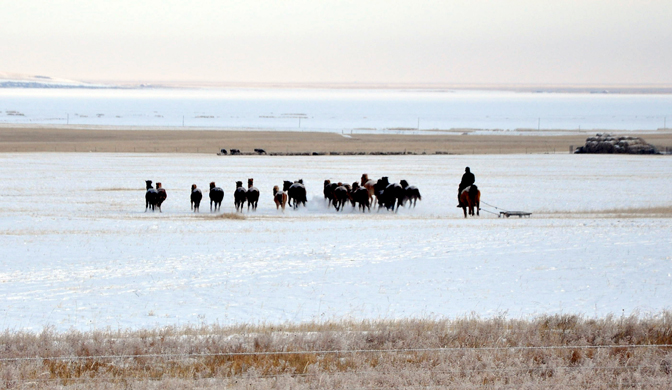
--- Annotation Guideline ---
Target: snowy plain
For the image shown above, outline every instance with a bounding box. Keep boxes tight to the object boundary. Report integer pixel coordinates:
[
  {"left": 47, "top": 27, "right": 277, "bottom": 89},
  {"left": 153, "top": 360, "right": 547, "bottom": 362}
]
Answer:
[{"left": 0, "top": 153, "right": 671, "bottom": 332}]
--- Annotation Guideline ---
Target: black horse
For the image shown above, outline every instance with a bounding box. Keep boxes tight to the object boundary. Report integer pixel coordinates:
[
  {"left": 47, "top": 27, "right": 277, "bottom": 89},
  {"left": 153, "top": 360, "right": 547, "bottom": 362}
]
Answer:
[
  {"left": 284, "top": 179, "right": 307, "bottom": 209},
  {"left": 382, "top": 182, "right": 405, "bottom": 212},
  {"left": 374, "top": 177, "right": 404, "bottom": 212},
  {"left": 373, "top": 177, "right": 390, "bottom": 209},
  {"left": 190, "top": 184, "right": 203, "bottom": 212},
  {"left": 332, "top": 184, "right": 349, "bottom": 211},
  {"left": 209, "top": 182, "right": 224, "bottom": 212},
  {"left": 352, "top": 186, "right": 371, "bottom": 212},
  {"left": 234, "top": 181, "right": 247, "bottom": 212},
  {"left": 145, "top": 180, "right": 158, "bottom": 212},
  {"left": 246, "top": 178, "right": 260, "bottom": 211},
  {"left": 400, "top": 180, "right": 422, "bottom": 207}
]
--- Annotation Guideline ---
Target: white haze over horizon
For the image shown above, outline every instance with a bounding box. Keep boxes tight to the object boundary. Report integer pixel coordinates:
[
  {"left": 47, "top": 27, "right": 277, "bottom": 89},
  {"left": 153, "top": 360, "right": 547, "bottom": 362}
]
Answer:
[{"left": 1, "top": 0, "right": 671, "bottom": 85}]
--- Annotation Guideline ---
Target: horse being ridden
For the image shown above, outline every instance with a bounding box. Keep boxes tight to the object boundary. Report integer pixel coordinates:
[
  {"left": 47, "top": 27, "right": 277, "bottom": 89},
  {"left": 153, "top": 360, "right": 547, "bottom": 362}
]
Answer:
[
  {"left": 459, "top": 185, "right": 481, "bottom": 218},
  {"left": 190, "top": 184, "right": 203, "bottom": 212},
  {"left": 458, "top": 167, "right": 475, "bottom": 207},
  {"left": 246, "top": 178, "right": 259, "bottom": 211},
  {"left": 209, "top": 182, "right": 224, "bottom": 212},
  {"left": 234, "top": 181, "right": 247, "bottom": 212},
  {"left": 145, "top": 180, "right": 159, "bottom": 212}
]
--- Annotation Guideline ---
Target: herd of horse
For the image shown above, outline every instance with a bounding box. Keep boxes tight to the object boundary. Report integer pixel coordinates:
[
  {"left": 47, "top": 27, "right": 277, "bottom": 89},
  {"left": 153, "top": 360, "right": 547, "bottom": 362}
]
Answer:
[
  {"left": 144, "top": 174, "right": 481, "bottom": 217},
  {"left": 322, "top": 174, "right": 422, "bottom": 213}
]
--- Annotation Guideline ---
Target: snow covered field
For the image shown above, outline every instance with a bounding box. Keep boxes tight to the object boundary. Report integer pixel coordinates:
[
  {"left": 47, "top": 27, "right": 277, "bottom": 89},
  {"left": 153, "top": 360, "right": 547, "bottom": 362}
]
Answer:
[{"left": 0, "top": 153, "right": 670, "bottom": 332}]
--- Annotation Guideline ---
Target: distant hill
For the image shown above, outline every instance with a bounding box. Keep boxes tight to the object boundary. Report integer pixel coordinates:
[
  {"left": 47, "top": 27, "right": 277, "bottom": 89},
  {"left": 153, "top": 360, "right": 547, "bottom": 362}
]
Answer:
[{"left": 0, "top": 72, "right": 115, "bottom": 89}]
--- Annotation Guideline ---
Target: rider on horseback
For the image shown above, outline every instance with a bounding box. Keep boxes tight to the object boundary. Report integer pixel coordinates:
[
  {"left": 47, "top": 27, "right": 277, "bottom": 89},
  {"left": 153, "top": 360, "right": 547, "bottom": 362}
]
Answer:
[{"left": 457, "top": 167, "right": 475, "bottom": 207}]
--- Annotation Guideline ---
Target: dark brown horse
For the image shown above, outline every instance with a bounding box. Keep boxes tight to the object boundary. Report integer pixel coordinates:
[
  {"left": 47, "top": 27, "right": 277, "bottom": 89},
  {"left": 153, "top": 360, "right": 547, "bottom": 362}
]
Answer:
[
  {"left": 190, "top": 184, "right": 203, "bottom": 212},
  {"left": 352, "top": 185, "right": 371, "bottom": 212},
  {"left": 156, "top": 182, "right": 167, "bottom": 212},
  {"left": 332, "top": 183, "right": 349, "bottom": 211},
  {"left": 323, "top": 180, "right": 338, "bottom": 207},
  {"left": 459, "top": 185, "right": 481, "bottom": 218},
  {"left": 246, "top": 178, "right": 259, "bottom": 211},
  {"left": 234, "top": 181, "right": 247, "bottom": 212}
]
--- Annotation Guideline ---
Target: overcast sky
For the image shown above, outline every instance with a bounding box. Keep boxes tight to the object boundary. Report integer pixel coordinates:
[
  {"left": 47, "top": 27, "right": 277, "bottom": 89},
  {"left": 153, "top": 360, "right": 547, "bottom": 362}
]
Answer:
[{"left": 2, "top": 0, "right": 671, "bottom": 84}]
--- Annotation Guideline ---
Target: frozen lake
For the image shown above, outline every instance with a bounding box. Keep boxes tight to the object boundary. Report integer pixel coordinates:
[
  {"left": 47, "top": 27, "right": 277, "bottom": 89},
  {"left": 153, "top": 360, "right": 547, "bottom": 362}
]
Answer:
[
  {"left": 1, "top": 88, "right": 671, "bottom": 133},
  {"left": 0, "top": 153, "right": 671, "bottom": 331}
]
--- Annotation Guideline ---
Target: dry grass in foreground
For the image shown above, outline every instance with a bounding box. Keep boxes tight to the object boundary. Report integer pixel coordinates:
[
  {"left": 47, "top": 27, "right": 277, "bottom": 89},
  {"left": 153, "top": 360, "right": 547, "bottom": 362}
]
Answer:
[
  {"left": 540, "top": 206, "right": 672, "bottom": 219},
  {"left": 196, "top": 212, "right": 246, "bottom": 220},
  {"left": 2, "top": 313, "right": 671, "bottom": 389}
]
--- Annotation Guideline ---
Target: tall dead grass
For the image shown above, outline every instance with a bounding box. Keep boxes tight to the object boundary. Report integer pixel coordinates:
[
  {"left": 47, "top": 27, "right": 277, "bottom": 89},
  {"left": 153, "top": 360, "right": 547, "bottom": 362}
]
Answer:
[{"left": 2, "top": 313, "right": 671, "bottom": 389}]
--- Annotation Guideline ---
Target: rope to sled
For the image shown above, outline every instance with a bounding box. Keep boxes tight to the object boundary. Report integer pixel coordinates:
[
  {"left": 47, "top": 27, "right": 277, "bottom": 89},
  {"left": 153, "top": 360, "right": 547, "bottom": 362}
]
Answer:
[
  {"left": 481, "top": 200, "right": 504, "bottom": 210},
  {"left": 479, "top": 200, "right": 508, "bottom": 216}
]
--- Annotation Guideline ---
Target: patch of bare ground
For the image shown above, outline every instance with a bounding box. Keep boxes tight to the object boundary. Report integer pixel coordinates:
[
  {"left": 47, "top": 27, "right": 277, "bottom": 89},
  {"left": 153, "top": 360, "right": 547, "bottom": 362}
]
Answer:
[
  {"left": 2, "top": 125, "right": 672, "bottom": 154},
  {"left": 2, "top": 313, "right": 671, "bottom": 389}
]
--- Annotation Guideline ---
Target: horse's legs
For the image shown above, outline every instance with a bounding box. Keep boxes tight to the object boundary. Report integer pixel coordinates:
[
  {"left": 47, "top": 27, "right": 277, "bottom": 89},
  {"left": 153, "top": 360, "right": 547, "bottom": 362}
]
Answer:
[{"left": 462, "top": 206, "right": 467, "bottom": 218}]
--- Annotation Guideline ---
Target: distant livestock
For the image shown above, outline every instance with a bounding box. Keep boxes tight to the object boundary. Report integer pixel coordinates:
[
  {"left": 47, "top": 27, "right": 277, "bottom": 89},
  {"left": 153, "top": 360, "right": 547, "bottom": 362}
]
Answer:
[
  {"left": 230, "top": 149, "right": 241, "bottom": 155},
  {"left": 190, "top": 184, "right": 203, "bottom": 212},
  {"left": 145, "top": 180, "right": 159, "bottom": 212},
  {"left": 254, "top": 148, "right": 267, "bottom": 155},
  {"left": 209, "top": 182, "right": 224, "bottom": 212}
]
